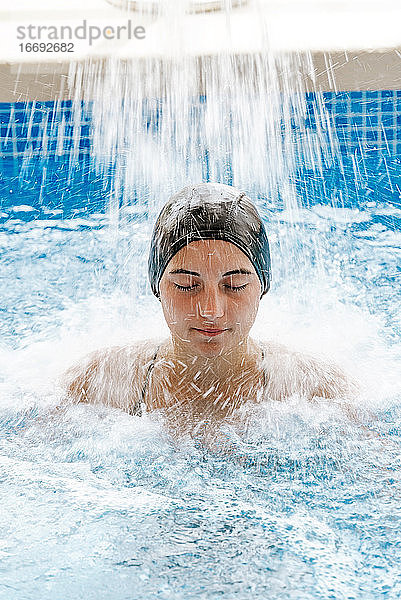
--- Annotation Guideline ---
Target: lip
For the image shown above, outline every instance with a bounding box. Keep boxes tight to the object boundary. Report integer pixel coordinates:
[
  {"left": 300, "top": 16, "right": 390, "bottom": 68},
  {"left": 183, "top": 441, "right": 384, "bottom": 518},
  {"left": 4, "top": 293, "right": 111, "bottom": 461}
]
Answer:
[{"left": 193, "top": 328, "right": 227, "bottom": 337}]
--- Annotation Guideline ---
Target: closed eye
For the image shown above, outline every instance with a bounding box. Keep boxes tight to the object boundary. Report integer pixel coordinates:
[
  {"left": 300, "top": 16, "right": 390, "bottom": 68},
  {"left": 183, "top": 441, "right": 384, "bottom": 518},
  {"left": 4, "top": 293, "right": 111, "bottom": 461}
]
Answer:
[
  {"left": 224, "top": 284, "right": 248, "bottom": 292},
  {"left": 174, "top": 284, "right": 199, "bottom": 292},
  {"left": 173, "top": 283, "right": 248, "bottom": 292}
]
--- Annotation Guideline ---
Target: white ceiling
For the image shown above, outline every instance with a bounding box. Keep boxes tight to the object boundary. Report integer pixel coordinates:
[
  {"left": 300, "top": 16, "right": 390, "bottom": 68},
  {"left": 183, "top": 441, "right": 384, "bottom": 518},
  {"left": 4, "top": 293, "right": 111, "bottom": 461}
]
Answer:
[{"left": 2, "top": 0, "right": 401, "bottom": 62}]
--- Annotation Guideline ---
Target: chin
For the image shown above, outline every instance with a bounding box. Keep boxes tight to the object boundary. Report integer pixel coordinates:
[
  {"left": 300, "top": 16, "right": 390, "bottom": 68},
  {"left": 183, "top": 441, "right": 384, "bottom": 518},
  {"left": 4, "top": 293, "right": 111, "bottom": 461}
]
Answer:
[
  {"left": 196, "top": 343, "right": 224, "bottom": 358},
  {"left": 194, "top": 336, "right": 237, "bottom": 359},
  {"left": 173, "top": 330, "right": 237, "bottom": 358}
]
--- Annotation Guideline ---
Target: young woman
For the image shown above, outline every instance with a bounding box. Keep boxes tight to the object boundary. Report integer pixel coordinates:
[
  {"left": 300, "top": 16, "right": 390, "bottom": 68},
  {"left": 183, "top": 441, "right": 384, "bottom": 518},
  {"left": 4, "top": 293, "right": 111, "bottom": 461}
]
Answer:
[{"left": 64, "top": 183, "right": 353, "bottom": 437}]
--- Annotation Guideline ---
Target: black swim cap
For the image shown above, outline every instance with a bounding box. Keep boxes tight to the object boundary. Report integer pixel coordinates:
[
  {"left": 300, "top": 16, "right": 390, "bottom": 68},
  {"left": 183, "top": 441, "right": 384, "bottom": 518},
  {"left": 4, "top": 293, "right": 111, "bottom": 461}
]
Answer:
[{"left": 148, "top": 183, "right": 271, "bottom": 299}]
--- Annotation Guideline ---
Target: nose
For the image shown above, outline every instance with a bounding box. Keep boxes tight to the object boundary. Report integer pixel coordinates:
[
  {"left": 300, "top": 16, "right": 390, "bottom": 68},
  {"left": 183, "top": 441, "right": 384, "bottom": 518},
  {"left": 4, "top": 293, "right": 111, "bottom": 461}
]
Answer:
[{"left": 197, "top": 284, "right": 225, "bottom": 320}]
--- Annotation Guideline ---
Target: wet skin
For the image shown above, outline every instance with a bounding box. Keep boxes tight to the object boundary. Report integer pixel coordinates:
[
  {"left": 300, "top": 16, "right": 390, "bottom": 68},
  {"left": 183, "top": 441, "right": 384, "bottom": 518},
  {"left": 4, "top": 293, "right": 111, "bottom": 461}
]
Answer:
[{"left": 158, "top": 239, "right": 262, "bottom": 367}]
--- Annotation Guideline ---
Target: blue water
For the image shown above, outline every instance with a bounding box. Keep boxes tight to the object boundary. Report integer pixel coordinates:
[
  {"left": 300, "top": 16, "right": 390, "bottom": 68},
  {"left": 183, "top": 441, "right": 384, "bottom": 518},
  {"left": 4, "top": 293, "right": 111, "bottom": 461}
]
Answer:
[{"left": 0, "top": 94, "right": 401, "bottom": 599}]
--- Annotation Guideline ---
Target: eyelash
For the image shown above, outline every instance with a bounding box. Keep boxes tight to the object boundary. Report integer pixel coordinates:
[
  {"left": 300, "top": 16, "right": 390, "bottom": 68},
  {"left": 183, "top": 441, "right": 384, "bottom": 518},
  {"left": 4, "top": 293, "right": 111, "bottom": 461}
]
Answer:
[{"left": 174, "top": 284, "right": 248, "bottom": 292}]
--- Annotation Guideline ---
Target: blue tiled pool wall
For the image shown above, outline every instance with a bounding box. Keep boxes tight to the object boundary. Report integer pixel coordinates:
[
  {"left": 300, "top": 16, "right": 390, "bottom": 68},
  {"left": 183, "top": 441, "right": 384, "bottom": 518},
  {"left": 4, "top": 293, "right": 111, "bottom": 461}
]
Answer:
[
  {"left": 1, "top": 90, "right": 401, "bottom": 217},
  {"left": 308, "top": 90, "right": 401, "bottom": 156}
]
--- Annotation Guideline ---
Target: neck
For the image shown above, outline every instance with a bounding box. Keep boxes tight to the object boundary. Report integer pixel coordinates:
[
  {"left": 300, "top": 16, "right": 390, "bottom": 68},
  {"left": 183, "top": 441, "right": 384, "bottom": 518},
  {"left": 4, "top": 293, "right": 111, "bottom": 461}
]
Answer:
[
  {"left": 164, "top": 336, "right": 261, "bottom": 391},
  {"left": 155, "top": 336, "right": 264, "bottom": 423}
]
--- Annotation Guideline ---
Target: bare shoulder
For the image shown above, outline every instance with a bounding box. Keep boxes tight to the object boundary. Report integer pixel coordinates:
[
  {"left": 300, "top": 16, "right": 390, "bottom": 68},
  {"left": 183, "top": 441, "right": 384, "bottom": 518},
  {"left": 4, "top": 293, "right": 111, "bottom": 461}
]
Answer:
[
  {"left": 258, "top": 339, "right": 357, "bottom": 401},
  {"left": 61, "top": 339, "right": 164, "bottom": 412}
]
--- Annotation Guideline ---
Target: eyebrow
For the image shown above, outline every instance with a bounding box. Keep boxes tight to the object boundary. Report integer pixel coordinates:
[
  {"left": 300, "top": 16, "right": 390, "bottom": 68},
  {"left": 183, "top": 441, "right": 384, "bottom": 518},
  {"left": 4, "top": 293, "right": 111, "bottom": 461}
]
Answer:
[{"left": 169, "top": 268, "right": 254, "bottom": 277}]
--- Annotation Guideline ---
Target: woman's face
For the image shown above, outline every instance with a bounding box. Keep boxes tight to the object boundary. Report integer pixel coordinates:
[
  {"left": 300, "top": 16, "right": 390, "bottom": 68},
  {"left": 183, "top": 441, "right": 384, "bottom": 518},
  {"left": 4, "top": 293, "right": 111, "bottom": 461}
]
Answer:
[{"left": 159, "top": 239, "right": 261, "bottom": 358}]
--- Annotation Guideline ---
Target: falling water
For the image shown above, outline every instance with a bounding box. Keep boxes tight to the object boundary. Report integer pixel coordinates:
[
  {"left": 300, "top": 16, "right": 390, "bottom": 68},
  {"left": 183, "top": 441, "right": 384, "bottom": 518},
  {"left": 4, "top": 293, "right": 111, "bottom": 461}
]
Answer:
[
  {"left": 65, "top": 24, "right": 340, "bottom": 314},
  {"left": 1, "top": 1, "right": 401, "bottom": 598}
]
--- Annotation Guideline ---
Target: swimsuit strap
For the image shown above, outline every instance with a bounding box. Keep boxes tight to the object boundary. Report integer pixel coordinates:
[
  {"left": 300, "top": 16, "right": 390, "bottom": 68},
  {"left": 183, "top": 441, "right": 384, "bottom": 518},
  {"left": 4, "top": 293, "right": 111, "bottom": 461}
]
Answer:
[
  {"left": 261, "top": 346, "right": 267, "bottom": 388},
  {"left": 129, "top": 345, "right": 160, "bottom": 416},
  {"left": 141, "top": 345, "right": 160, "bottom": 403}
]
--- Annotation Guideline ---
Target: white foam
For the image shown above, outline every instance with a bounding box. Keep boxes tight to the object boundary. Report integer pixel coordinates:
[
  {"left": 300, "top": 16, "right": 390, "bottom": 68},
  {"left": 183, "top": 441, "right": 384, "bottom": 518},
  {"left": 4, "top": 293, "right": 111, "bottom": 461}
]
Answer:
[{"left": 9, "top": 205, "right": 37, "bottom": 213}]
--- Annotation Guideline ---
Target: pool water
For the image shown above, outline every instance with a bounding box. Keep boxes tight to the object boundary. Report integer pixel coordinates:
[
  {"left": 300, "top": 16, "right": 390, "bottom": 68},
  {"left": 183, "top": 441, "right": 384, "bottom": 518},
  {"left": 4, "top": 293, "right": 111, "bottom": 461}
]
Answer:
[{"left": 0, "top": 92, "right": 401, "bottom": 599}]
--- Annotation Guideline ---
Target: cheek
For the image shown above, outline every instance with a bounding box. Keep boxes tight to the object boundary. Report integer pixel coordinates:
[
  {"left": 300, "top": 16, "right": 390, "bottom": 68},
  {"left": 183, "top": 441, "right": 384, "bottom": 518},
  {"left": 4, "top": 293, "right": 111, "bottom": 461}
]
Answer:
[
  {"left": 160, "top": 292, "right": 193, "bottom": 325},
  {"left": 230, "top": 293, "right": 259, "bottom": 324}
]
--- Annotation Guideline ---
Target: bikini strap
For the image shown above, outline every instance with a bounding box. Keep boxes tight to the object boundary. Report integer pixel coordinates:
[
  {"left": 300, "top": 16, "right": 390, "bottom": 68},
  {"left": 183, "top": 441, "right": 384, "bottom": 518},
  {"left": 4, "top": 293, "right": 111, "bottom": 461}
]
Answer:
[
  {"left": 142, "top": 345, "right": 160, "bottom": 401},
  {"left": 130, "top": 345, "right": 160, "bottom": 416},
  {"left": 261, "top": 346, "right": 267, "bottom": 388}
]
